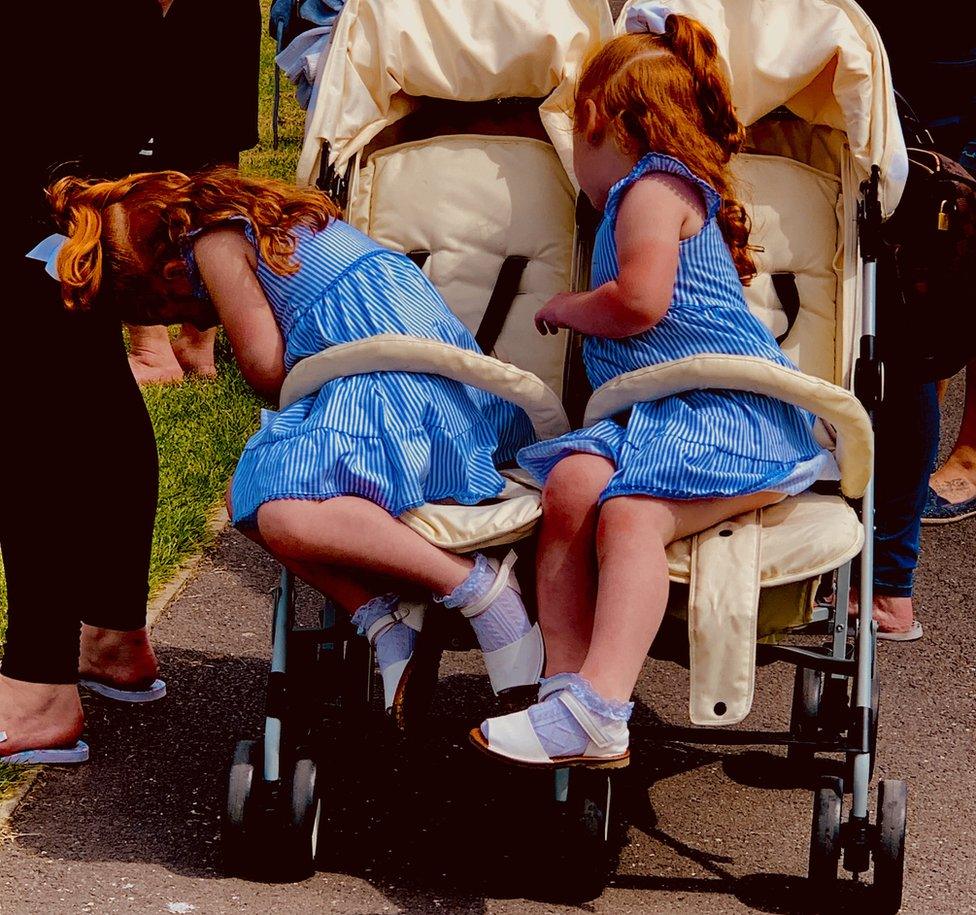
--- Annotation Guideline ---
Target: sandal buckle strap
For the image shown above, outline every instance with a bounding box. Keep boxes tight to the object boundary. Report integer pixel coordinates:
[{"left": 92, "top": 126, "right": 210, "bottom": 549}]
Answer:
[
  {"left": 557, "top": 690, "right": 620, "bottom": 750},
  {"left": 458, "top": 551, "right": 519, "bottom": 620}
]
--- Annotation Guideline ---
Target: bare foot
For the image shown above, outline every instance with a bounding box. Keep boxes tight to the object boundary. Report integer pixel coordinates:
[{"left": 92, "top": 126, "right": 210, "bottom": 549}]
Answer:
[
  {"left": 848, "top": 591, "right": 916, "bottom": 635},
  {"left": 0, "top": 676, "right": 84, "bottom": 756},
  {"left": 929, "top": 446, "right": 976, "bottom": 505},
  {"left": 79, "top": 625, "right": 160, "bottom": 690},
  {"left": 128, "top": 324, "right": 185, "bottom": 385},
  {"left": 172, "top": 325, "right": 218, "bottom": 379}
]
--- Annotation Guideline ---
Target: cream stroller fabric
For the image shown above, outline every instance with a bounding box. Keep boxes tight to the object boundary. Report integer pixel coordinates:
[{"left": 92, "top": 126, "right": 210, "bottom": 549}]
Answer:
[
  {"left": 296, "top": 0, "right": 613, "bottom": 188},
  {"left": 290, "top": 0, "right": 892, "bottom": 725}
]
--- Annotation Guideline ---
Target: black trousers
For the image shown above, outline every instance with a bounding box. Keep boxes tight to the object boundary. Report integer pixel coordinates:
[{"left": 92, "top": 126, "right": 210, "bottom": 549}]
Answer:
[{"left": 0, "top": 258, "right": 159, "bottom": 684}]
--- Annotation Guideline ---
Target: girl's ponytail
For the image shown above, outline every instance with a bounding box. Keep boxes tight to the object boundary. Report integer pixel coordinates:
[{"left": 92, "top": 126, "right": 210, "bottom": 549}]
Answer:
[
  {"left": 664, "top": 14, "right": 756, "bottom": 281},
  {"left": 48, "top": 176, "right": 117, "bottom": 311},
  {"left": 665, "top": 14, "right": 744, "bottom": 162}
]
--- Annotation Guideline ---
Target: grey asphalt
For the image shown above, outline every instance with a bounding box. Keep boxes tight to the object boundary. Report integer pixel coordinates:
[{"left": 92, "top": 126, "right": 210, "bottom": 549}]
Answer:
[{"left": 1, "top": 373, "right": 973, "bottom": 915}]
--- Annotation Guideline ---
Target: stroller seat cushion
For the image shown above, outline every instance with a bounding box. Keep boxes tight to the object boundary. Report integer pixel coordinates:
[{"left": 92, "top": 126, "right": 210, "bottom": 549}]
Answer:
[{"left": 347, "top": 135, "right": 577, "bottom": 397}]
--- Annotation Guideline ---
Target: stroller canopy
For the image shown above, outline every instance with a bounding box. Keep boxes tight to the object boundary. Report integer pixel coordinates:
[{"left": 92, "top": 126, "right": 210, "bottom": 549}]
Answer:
[
  {"left": 296, "top": 0, "right": 612, "bottom": 187},
  {"left": 617, "top": 0, "right": 907, "bottom": 214}
]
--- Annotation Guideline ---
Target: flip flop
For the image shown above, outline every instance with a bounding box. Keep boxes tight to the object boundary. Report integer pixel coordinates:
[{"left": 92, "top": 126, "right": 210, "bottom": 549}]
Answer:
[
  {"left": 921, "top": 489, "right": 976, "bottom": 525},
  {"left": 0, "top": 731, "right": 90, "bottom": 765},
  {"left": 79, "top": 678, "right": 167, "bottom": 703},
  {"left": 876, "top": 620, "right": 924, "bottom": 642}
]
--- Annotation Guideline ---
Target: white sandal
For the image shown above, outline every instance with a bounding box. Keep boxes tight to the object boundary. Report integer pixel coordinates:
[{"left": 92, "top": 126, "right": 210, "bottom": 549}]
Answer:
[
  {"left": 456, "top": 551, "right": 544, "bottom": 695},
  {"left": 363, "top": 600, "right": 426, "bottom": 716},
  {"left": 470, "top": 687, "right": 630, "bottom": 769}
]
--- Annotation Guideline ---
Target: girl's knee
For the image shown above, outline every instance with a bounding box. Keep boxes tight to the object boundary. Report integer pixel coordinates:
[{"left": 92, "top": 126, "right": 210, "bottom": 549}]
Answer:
[
  {"left": 542, "top": 456, "right": 612, "bottom": 528},
  {"left": 255, "top": 502, "right": 305, "bottom": 558},
  {"left": 597, "top": 496, "right": 675, "bottom": 545}
]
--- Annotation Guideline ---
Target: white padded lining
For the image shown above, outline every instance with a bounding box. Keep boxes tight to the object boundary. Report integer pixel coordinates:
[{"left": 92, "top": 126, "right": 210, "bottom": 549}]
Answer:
[{"left": 346, "top": 135, "right": 576, "bottom": 397}]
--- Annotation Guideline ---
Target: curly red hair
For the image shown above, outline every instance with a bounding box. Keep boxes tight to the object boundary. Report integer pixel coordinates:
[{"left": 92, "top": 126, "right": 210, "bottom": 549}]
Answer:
[
  {"left": 48, "top": 168, "right": 341, "bottom": 311},
  {"left": 576, "top": 16, "right": 757, "bottom": 283}
]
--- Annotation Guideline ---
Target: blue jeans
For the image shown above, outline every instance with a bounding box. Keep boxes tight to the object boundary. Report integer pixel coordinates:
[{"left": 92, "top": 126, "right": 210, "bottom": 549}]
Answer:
[{"left": 869, "top": 379, "right": 941, "bottom": 597}]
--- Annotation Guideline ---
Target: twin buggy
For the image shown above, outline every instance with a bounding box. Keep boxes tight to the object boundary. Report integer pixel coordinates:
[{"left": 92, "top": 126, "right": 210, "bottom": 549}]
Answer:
[{"left": 221, "top": 0, "right": 910, "bottom": 907}]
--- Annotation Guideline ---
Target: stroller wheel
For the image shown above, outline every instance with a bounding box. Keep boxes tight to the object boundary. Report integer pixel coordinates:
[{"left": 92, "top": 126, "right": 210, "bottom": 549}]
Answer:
[
  {"left": 222, "top": 739, "right": 261, "bottom": 876},
  {"left": 873, "top": 779, "right": 908, "bottom": 913},
  {"left": 788, "top": 666, "right": 823, "bottom": 765},
  {"left": 275, "top": 757, "right": 322, "bottom": 880},
  {"left": 808, "top": 776, "right": 843, "bottom": 891}
]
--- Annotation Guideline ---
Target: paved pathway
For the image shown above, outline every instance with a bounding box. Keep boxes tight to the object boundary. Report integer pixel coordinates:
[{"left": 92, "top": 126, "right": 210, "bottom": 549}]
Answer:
[{"left": 1, "top": 377, "right": 973, "bottom": 914}]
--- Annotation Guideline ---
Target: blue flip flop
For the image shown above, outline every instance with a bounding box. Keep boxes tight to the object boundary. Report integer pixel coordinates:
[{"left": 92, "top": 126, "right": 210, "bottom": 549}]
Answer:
[
  {"left": 78, "top": 678, "right": 167, "bottom": 703},
  {"left": 0, "top": 731, "right": 90, "bottom": 765},
  {"left": 921, "top": 488, "right": 976, "bottom": 525}
]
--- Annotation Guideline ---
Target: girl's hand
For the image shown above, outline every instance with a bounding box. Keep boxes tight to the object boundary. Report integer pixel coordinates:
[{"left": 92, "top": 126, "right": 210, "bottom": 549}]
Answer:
[{"left": 534, "top": 293, "right": 578, "bottom": 335}]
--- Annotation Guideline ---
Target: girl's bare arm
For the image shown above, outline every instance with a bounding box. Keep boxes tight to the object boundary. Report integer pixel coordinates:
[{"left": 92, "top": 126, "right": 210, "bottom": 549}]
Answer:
[
  {"left": 535, "top": 174, "right": 702, "bottom": 338},
  {"left": 193, "top": 227, "right": 287, "bottom": 401}
]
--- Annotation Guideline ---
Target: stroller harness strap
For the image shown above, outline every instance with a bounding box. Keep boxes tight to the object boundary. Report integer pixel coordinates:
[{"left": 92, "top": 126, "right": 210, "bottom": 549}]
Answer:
[
  {"left": 476, "top": 255, "right": 530, "bottom": 356},
  {"left": 688, "top": 509, "right": 764, "bottom": 726}
]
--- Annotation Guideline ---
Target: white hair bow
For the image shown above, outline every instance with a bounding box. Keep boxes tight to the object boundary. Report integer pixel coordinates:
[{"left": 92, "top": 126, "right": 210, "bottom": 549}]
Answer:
[
  {"left": 625, "top": 2, "right": 673, "bottom": 35},
  {"left": 25, "top": 232, "right": 67, "bottom": 280}
]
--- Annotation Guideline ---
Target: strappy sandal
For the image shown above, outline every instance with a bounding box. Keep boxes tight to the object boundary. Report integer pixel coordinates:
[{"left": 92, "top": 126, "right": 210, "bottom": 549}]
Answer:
[
  {"left": 469, "top": 686, "right": 630, "bottom": 770},
  {"left": 457, "top": 551, "right": 544, "bottom": 695},
  {"left": 363, "top": 600, "right": 426, "bottom": 721}
]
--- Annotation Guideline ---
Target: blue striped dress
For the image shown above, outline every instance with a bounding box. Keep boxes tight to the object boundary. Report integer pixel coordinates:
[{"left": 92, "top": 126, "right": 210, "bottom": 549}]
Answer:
[
  {"left": 517, "top": 152, "right": 838, "bottom": 502},
  {"left": 192, "top": 218, "right": 535, "bottom": 526}
]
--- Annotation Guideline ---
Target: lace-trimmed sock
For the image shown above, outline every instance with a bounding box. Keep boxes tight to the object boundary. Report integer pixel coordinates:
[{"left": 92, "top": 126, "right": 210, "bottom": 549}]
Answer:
[
  {"left": 518, "top": 674, "right": 633, "bottom": 758},
  {"left": 350, "top": 594, "right": 416, "bottom": 672},
  {"left": 439, "top": 554, "right": 532, "bottom": 652}
]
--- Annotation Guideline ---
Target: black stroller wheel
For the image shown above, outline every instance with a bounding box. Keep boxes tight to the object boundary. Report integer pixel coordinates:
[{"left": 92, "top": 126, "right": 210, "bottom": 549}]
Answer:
[
  {"left": 222, "top": 739, "right": 260, "bottom": 875},
  {"left": 873, "top": 779, "right": 908, "bottom": 913},
  {"left": 788, "top": 665, "right": 823, "bottom": 765},
  {"left": 808, "top": 777, "right": 843, "bottom": 891},
  {"left": 277, "top": 757, "right": 322, "bottom": 880}
]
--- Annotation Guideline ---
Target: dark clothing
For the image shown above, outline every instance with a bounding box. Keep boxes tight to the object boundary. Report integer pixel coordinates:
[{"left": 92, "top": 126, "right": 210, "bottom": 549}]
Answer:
[
  {"left": 2, "top": 0, "right": 162, "bottom": 683},
  {"left": 0, "top": 264, "right": 158, "bottom": 684},
  {"left": 869, "top": 381, "right": 941, "bottom": 597},
  {"left": 151, "top": 0, "right": 262, "bottom": 171},
  {"left": 857, "top": 1, "right": 973, "bottom": 599}
]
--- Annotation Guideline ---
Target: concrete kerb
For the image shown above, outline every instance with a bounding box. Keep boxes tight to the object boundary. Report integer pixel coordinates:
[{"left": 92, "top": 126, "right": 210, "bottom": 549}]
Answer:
[{"left": 0, "top": 507, "right": 231, "bottom": 831}]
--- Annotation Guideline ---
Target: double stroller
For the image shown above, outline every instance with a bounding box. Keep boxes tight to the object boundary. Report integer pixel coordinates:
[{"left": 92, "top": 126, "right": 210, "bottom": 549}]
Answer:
[{"left": 222, "top": 0, "right": 910, "bottom": 907}]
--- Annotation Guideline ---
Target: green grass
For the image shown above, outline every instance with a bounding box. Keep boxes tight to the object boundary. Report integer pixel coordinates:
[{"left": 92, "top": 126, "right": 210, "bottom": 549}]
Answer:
[{"left": 0, "top": 1, "right": 301, "bottom": 792}]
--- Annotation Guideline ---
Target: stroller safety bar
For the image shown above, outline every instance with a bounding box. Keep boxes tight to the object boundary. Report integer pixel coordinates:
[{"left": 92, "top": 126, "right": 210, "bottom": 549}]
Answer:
[
  {"left": 279, "top": 333, "right": 572, "bottom": 440},
  {"left": 583, "top": 354, "right": 874, "bottom": 499}
]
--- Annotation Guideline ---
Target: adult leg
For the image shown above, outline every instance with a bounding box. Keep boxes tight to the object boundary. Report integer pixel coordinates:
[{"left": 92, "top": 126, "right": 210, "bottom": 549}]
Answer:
[
  {"left": 172, "top": 324, "right": 218, "bottom": 378},
  {"left": 535, "top": 454, "right": 614, "bottom": 677},
  {"left": 928, "top": 362, "right": 976, "bottom": 506},
  {"left": 1, "top": 272, "right": 159, "bottom": 751},
  {"left": 127, "top": 323, "right": 184, "bottom": 385},
  {"left": 859, "top": 377, "right": 940, "bottom": 632}
]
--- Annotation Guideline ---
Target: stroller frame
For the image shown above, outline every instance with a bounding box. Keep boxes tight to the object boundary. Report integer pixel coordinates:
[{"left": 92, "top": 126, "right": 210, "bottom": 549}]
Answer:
[{"left": 221, "top": 162, "right": 907, "bottom": 908}]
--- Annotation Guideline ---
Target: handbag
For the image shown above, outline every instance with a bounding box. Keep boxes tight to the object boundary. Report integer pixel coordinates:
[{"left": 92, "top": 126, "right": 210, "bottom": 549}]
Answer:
[{"left": 878, "top": 95, "right": 976, "bottom": 382}]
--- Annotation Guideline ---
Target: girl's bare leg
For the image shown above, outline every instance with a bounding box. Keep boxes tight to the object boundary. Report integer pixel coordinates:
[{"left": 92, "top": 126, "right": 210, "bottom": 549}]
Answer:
[
  {"left": 580, "top": 490, "right": 784, "bottom": 701},
  {"left": 256, "top": 496, "right": 474, "bottom": 598},
  {"left": 536, "top": 454, "right": 614, "bottom": 677}
]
